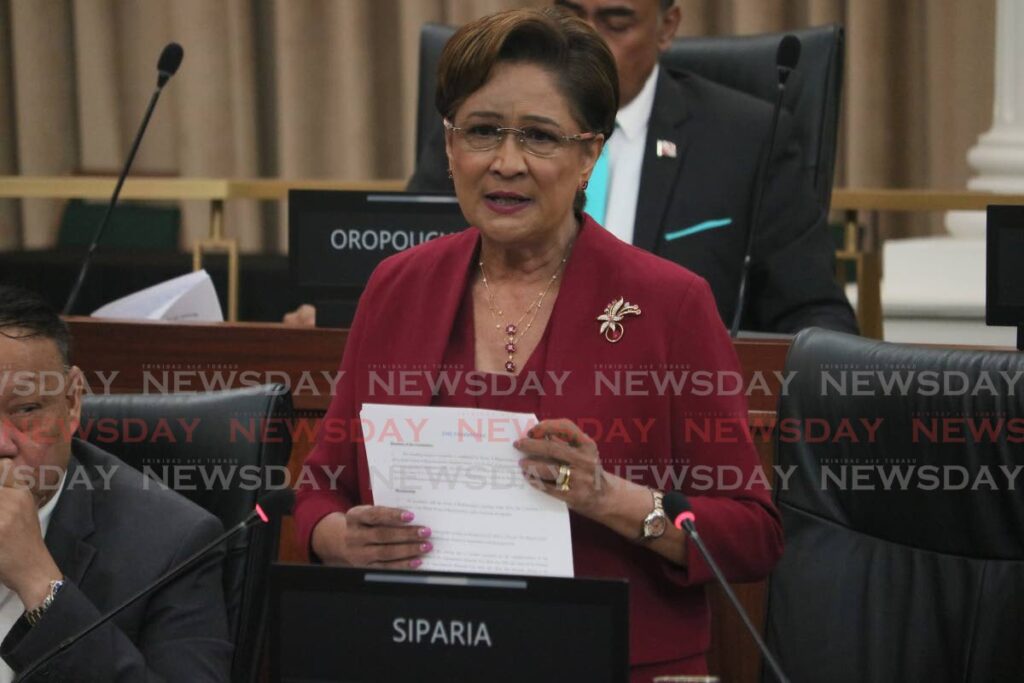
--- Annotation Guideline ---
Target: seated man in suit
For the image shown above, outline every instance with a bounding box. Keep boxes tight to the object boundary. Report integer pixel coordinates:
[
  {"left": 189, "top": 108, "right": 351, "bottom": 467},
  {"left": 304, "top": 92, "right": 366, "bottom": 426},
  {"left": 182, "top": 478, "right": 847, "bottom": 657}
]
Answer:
[
  {"left": 0, "top": 286, "right": 231, "bottom": 681},
  {"left": 409, "top": 0, "right": 858, "bottom": 334}
]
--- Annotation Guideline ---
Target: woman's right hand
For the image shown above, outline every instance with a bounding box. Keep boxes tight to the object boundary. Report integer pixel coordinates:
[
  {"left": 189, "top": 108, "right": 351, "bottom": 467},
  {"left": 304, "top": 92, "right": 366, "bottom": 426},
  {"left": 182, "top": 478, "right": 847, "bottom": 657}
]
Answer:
[{"left": 310, "top": 506, "right": 432, "bottom": 569}]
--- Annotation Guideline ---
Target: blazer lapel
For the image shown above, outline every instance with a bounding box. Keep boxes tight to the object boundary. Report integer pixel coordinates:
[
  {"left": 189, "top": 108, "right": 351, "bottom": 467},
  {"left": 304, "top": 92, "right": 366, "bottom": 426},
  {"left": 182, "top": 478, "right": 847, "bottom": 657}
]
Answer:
[
  {"left": 633, "top": 69, "right": 692, "bottom": 253},
  {"left": 44, "top": 454, "right": 97, "bottom": 586},
  {"left": 375, "top": 229, "right": 479, "bottom": 406},
  {"left": 539, "top": 217, "right": 615, "bottom": 419}
]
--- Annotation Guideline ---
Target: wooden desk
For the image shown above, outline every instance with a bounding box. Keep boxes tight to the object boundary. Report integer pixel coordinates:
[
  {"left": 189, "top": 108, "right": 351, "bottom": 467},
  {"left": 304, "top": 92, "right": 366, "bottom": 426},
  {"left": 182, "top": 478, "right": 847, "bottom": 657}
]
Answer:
[
  {"left": 828, "top": 188, "right": 1024, "bottom": 340},
  {"left": 0, "top": 176, "right": 406, "bottom": 201},
  {"left": 0, "top": 177, "right": 407, "bottom": 320},
  {"left": 65, "top": 317, "right": 789, "bottom": 683},
  {"left": 831, "top": 188, "right": 1024, "bottom": 211},
  {"left": 8, "top": 177, "right": 1020, "bottom": 331},
  {"left": 6, "top": 177, "right": 1020, "bottom": 209}
]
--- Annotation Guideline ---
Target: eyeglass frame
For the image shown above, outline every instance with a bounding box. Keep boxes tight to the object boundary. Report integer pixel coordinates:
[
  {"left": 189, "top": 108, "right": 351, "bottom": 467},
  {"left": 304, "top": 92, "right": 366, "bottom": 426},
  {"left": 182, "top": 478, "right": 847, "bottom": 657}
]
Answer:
[{"left": 443, "top": 118, "right": 601, "bottom": 158}]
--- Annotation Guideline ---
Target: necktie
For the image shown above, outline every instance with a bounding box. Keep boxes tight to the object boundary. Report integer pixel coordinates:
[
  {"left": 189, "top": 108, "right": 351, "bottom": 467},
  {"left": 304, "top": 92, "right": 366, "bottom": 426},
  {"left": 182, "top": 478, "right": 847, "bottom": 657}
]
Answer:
[{"left": 585, "top": 144, "right": 610, "bottom": 225}]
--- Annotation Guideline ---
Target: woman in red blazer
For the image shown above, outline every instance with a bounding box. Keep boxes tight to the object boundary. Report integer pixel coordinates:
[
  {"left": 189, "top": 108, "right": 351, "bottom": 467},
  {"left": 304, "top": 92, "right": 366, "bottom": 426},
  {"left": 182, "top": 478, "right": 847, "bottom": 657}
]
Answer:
[{"left": 294, "top": 8, "right": 782, "bottom": 680}]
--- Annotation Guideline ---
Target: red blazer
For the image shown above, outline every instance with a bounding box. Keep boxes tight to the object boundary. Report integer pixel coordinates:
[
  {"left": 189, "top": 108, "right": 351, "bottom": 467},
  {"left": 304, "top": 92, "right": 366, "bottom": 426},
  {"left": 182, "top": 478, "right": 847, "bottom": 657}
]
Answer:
[{"left": 295, "top": 215, "right": 783, "bottom": 666}]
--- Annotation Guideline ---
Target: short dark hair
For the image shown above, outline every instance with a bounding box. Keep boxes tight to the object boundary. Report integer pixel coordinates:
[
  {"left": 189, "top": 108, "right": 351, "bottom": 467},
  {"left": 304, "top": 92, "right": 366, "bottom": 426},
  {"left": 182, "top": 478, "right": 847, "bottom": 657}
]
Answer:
[
  {"left": 436, "top": 7, "right": 619, "bottom": 216},
  {"left": 0, "top": 286, "right": 71, "bottom": 366},
  {"left": 436, "top": 7, "right": 618, "bottom": 138}
]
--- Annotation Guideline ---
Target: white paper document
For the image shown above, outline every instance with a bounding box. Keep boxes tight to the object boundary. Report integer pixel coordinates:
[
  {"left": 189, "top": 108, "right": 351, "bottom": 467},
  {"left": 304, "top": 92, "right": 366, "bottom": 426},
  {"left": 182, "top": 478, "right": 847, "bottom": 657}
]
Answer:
[
  {"left": 91, "top": 269, "right": 223, "bottom": 322},
  {"left": 360, "top": 403, "right": 574, "bottom": 577}
]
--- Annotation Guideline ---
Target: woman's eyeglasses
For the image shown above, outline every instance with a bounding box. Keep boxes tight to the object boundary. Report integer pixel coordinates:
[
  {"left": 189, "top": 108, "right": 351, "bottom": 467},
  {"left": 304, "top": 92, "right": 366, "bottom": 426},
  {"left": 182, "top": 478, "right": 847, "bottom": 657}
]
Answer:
[{"left": 444, "top": 119, "right": 598, "bottom": 158}]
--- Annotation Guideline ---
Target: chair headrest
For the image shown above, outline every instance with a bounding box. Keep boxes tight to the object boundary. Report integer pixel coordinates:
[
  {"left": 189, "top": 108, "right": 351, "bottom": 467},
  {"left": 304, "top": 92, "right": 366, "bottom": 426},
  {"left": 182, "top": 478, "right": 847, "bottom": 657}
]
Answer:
[{"left": 777, "top": 329, "right": 1024, "bottom": 560}]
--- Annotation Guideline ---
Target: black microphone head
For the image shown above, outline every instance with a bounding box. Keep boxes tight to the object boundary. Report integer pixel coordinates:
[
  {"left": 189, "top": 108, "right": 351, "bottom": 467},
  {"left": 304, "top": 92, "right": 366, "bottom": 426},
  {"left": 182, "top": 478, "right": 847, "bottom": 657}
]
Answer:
[
  {"left": 776, "top": 35, "right": 801, "bottom": 70},
  {"left": 663, "top": 491, "right": 691, "bottom": 521},
  {"left": 157, "top": 43, "right": 184, "bottom": 88},
  {"left": 255, "top": 488, "right": 295, "bottom": 521}
]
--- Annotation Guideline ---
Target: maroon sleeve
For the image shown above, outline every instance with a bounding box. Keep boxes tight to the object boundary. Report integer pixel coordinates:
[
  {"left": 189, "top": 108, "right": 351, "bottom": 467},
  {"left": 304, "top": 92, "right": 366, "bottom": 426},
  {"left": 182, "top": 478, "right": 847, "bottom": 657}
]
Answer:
[
  {"left": 292, "top": 272, "right": 380, "bottom": 560},
  {"left": 665, "top": 277, "right": 784, "bottom": 585}
]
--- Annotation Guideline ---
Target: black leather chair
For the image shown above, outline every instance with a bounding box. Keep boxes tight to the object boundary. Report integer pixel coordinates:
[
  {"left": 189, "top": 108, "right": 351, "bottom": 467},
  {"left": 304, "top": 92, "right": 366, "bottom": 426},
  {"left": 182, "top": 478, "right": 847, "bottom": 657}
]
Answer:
[
  {"left": 763, "top": 330, "right": 1024, "bottom": 681},
  {"left": 415, "top": 23, "right": 458, "bottom": 168},
  {"left": 415, "top": 23, "right": 844, "bottom": 209},
  {"left": 79, "top": 384, "right": 293, "bottom": 683}
]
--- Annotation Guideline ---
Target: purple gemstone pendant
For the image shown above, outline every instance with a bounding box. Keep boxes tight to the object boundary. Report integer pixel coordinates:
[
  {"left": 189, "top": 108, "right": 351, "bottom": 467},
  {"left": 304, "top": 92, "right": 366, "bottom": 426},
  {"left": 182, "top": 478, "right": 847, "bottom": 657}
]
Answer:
[
  {"left": 505, "top": 323, "right": 517, "bottom": 335},
  {"left": 505, "top": 360, "right": 516, "bottom": 373}
]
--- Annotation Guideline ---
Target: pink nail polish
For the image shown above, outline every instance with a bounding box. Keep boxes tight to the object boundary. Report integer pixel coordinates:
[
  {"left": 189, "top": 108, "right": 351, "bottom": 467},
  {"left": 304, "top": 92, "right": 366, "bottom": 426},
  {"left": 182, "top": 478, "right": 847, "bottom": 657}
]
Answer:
[
  {"left": 420, "top": 542, "right": 433, "bottom": 552},
  {"left": 410, "top": 559, "right": 423, "bottom": 569},
  {"left": 401, "top": 511, "right": 415, "bottom": 522},
  {"left": 418, "top": 527, "right": 432, "bottom": 538}
]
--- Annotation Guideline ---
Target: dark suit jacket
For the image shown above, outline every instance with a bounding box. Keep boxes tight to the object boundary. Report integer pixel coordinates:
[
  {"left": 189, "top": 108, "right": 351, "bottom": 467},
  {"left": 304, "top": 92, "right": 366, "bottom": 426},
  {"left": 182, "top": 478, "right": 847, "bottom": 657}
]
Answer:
[
  {"left": 295, "top": 216, "right": 783, "bottom": 666},
  {"left": 0, "top": 440, "right": 231, "bottom": 682},
  {"left": 408, "top": 68, "right": 857, "bottom": 335}
]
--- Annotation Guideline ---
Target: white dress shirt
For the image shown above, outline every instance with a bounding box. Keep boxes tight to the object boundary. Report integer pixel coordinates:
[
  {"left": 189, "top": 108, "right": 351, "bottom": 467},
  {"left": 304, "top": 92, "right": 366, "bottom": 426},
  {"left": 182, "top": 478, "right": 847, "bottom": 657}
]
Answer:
[
  {"left": 603, "top": 64, "right": 660, "bottom": 245},
  {"left": 0, "top": 474, "right": 65, "bottom": 683}
]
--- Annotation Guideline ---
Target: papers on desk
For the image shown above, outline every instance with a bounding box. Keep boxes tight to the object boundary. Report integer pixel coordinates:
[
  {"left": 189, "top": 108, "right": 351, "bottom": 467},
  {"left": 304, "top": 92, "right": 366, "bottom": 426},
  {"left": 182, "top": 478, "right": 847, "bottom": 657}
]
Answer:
[
  {"left": 360, "top": 403, "right": 574, "bottom": 578},
  {"left": 91, "top": 270, "right": 223, "bottom": 322}
]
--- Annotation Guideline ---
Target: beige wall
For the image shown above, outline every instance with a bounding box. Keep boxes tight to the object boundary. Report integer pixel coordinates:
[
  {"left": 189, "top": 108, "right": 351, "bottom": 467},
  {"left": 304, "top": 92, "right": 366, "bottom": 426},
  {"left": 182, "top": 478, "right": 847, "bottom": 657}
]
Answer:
[{"left": 0, "top": 0, "right": 997, "bottom": 250}]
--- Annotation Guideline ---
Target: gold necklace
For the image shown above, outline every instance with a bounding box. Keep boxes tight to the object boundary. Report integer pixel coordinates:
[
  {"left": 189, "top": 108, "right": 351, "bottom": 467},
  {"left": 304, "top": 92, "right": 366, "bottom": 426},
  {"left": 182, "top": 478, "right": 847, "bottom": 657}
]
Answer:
[{"left": 479, "top": 250, "right": 569, "bottom": 374}]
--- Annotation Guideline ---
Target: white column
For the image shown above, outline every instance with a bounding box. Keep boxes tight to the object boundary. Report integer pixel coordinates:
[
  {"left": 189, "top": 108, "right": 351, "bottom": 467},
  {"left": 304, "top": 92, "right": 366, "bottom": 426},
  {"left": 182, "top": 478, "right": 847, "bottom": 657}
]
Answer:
[
  {"left": 870, "top": 0, "right": 1017, "bottom": 345},
  {"left": 947, "top": 0, "right": 1024, "bottom": 237}
]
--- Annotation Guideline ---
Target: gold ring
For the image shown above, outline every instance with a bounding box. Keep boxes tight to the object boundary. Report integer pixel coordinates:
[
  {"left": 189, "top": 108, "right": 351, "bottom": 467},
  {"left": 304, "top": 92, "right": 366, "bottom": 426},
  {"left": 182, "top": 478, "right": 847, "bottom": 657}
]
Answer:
[{"left": 556, "top": 464, "right": 571, "bottom": 492}]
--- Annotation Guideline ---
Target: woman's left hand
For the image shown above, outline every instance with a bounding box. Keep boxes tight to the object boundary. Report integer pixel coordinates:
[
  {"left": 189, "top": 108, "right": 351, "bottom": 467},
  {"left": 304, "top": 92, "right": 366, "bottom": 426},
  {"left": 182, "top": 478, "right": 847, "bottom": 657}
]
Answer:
[{"left": 515, "top": 418, "right": 608, "bottom": 518}]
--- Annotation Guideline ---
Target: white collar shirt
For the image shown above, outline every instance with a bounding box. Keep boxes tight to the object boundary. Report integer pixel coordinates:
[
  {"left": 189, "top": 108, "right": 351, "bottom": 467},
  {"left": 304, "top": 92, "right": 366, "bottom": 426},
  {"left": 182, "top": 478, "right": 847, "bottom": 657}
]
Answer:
[
  {"left": 0, "top": 473, "right": 66, "bottom": 683},
  {"left": 603, "top": 64, "right": 660, "bottom": 244}
]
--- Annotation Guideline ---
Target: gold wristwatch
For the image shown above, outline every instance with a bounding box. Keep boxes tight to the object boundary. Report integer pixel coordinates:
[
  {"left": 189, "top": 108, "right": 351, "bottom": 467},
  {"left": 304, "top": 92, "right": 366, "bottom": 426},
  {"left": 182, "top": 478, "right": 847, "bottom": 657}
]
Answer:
[
  {"left": 25, "top": 579, "right": 65, "bottom": 626},
  {"left": 640, "top": 490, "right": 668, "bottom": 540}
]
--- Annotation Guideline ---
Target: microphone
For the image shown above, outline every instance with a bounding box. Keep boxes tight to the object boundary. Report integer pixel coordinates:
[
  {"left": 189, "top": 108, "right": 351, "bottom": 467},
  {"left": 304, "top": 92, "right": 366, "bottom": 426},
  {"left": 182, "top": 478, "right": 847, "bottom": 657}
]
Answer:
[
  {"left": 729, "top": 35, "right": 802, "bottom": 338},
  {"left": 13, "top": 488, "right": 294, "bottom": 683},
  {"left": 157, "top": 43, "right": 184, "bottom": 88},
  {"left": 664, "top": 492, "right": 790, "bottom": 683},
  {"left": 62, "top": 42, "right": 185, "bottom": 316}
]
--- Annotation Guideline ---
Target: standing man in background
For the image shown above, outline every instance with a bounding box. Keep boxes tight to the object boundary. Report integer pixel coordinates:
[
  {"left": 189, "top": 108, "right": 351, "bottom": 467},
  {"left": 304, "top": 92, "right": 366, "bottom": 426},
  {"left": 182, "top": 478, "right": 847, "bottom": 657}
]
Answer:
[{"left": 409, "top": 0, "right": 858, "bottom": 334}]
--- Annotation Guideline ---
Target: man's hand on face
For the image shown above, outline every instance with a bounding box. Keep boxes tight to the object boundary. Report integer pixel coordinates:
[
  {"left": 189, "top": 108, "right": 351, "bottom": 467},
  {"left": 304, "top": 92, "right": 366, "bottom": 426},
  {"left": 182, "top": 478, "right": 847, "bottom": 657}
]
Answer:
[{"left": 0, "top": 458, "right": 63, "bottom": 612}]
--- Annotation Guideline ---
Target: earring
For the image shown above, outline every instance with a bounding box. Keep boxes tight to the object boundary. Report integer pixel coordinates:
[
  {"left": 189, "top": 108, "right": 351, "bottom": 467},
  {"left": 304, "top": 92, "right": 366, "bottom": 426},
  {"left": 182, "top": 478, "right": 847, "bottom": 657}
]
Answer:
[
  {"left": 580, "top": 180, "right": 589, "bottom": 191},
  {"left": 447, "top": 168, "right": 453, "bottom": 180}
]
